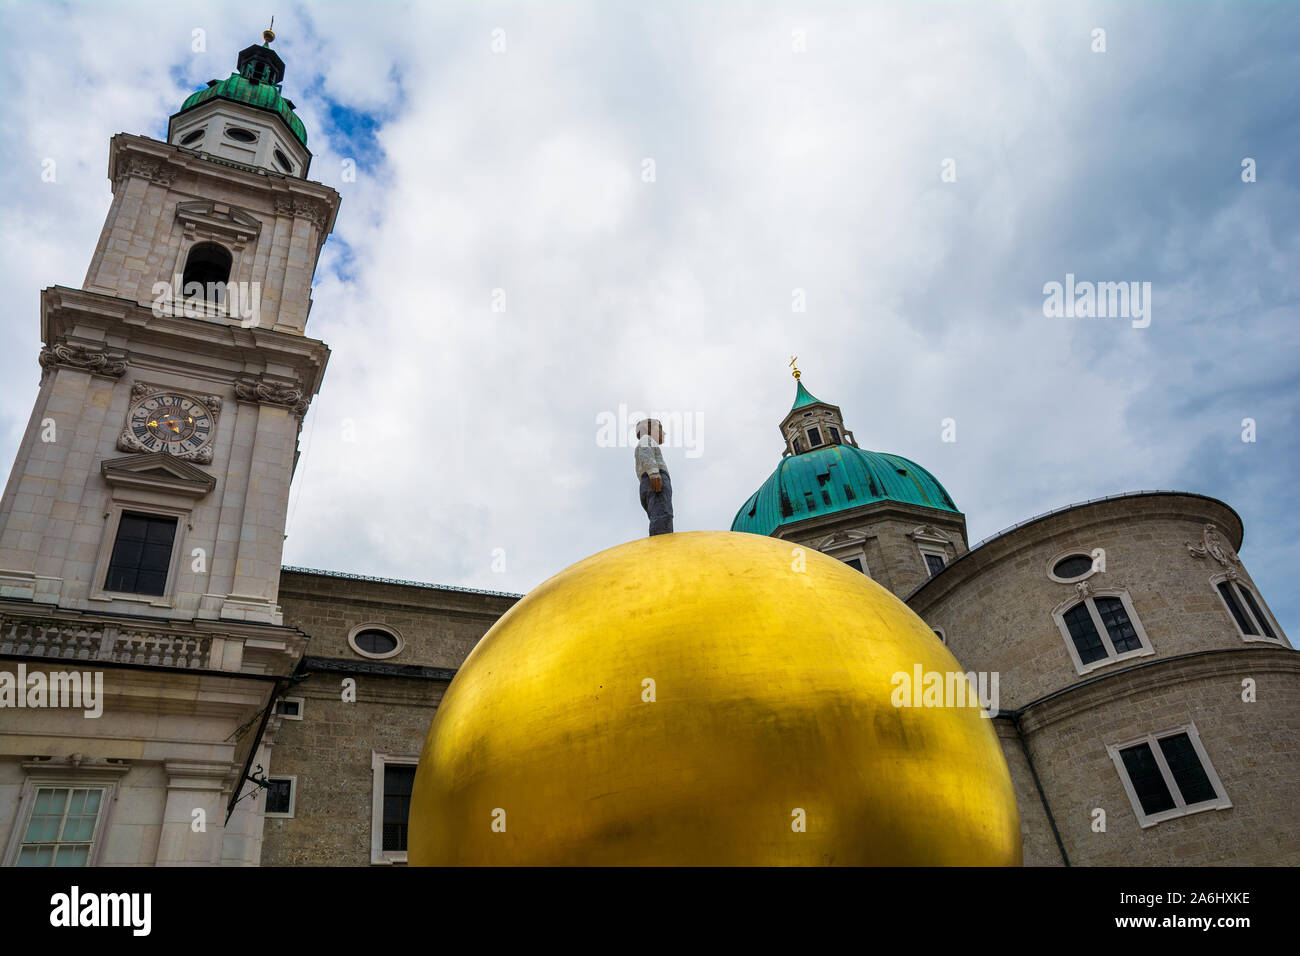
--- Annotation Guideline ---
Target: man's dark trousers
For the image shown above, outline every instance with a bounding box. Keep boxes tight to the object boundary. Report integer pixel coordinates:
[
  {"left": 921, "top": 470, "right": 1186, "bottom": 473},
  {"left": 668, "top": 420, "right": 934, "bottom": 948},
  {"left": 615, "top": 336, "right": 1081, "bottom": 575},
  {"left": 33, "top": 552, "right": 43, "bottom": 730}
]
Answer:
[{"left": 639, "top": 470, "right": 673, "bottom": 536}]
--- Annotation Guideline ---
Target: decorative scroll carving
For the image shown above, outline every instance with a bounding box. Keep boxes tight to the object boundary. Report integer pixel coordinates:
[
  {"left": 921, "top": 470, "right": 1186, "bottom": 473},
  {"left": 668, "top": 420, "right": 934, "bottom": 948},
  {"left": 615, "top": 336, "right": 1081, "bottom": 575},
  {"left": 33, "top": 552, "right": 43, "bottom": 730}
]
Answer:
[
  {"left": 39, "top": 342, "right": 127, "bottom": 378},
  {"left": 1186, "top": 524, "right": 1240, "bottom": 568},
  {"left": 1075, "top": 580, "right": 1094, "bottom": 601},
  {"left": 235, "top": 376, "right": 308, "bottom": 416},
  {"left": 908, "top": 525, "right": 950, "bottom": 545},
  {"left": 114, "top": 155, "right": 177, "bottom": 189},
  {"left": 273, "top": 194, "right": 329, "bottom": 231}
]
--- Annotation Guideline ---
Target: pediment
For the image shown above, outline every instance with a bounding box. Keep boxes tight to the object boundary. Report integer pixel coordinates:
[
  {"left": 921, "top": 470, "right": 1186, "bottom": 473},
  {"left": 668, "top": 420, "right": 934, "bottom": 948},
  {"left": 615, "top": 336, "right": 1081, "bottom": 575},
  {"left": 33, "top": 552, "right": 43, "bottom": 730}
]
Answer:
[
  {"left": 100, "top": 452, "right": 216, "bottom": 498},
  {"left": 908, "top": 524, "right": 950, "bottom": 545},
  {"left": 175, "top": 200, "right": 262, "bottom": 243}
]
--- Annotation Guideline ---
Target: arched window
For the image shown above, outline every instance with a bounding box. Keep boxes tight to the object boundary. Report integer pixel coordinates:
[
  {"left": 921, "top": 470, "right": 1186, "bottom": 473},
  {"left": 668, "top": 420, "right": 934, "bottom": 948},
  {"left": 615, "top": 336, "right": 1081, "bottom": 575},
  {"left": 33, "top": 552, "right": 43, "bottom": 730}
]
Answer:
[
  {"left": 1053, "top": 590, "right": 1154, "bottom": 674},
  {"left": 181, "top": 242, "right": 232, "bottom": 303}
]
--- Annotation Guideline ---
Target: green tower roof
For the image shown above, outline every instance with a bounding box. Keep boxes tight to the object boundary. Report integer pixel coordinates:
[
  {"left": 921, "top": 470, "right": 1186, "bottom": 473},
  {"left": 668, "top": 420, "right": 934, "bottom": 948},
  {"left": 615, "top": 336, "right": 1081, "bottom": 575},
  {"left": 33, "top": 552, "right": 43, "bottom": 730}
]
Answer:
[
  {"left": 790, "top": 379, "right": 823, "bottom": 410},
  {"left": 179, "top": 72, "right": 308, "bottom": 146},
  {"left": 731, "top": 444, "right": 959, "bottom": 536}
]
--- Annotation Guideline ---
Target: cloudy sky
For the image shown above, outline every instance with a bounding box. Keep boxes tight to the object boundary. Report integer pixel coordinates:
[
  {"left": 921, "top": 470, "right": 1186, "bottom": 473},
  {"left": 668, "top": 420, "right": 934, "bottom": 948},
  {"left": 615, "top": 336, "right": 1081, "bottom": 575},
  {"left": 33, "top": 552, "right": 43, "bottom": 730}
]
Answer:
[{"left": 0, "top": 1, "right": 1295, "bottom": 631}]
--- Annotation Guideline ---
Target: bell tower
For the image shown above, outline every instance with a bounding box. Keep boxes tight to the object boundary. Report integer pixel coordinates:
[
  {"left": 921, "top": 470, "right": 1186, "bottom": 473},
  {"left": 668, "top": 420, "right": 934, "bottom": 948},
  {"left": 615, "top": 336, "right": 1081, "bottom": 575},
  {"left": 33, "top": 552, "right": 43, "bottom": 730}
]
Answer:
[
  {"left": 0, "top": 29, "right": 338, "bottom": 866},
  {"left": 0, "top": 27, "right": 338, "bottom": 622}
]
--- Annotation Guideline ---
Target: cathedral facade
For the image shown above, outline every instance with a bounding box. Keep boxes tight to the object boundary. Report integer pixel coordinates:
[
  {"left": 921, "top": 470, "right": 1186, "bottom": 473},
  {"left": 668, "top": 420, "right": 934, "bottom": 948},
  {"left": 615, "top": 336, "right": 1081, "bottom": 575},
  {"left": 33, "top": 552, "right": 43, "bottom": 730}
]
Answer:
[{"left": 0, "top": 36, "right": 1295, "bottom": 867}]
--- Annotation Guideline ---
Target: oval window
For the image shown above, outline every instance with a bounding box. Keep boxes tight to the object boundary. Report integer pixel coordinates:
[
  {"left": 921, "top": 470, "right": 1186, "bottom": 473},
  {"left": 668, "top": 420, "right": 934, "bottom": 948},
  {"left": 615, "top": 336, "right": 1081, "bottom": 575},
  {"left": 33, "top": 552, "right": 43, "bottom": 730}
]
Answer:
[
  {"left": 273, "top": 148, "right": 293, "bottom": 173},
  {"left": 180, "top": 129, "right": 204, "bottom": 146},
  {"left": 225, "top": 127, "right": 257, "bottom": 143},
  {"left": 353, "top": 629, "right": 398, "bottom": 655},
  {"left": 1053, "top": 554, "right": 1094, "bottom": 580}
]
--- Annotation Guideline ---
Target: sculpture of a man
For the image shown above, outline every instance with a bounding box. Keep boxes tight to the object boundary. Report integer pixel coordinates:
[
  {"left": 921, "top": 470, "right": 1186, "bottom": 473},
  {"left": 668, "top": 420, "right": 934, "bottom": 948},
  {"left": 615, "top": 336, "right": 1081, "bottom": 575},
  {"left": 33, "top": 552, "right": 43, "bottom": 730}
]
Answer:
[{"left": 635, "top": 418, "right": 673, "bottom": 536}]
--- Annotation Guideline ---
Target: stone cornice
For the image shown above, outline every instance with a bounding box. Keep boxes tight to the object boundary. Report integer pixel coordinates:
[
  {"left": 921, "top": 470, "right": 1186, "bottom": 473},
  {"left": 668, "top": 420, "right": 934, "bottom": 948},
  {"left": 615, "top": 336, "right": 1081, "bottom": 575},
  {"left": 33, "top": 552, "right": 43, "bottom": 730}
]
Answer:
[
  {"left": 1015, "top": 646, "right": 1300, "bottom": 735},
  {"left": 299, "top": 655, "right": 458, "bottom": 683},
  {"left": 40, "top": 285, "right": 330, "bottom": 401}
]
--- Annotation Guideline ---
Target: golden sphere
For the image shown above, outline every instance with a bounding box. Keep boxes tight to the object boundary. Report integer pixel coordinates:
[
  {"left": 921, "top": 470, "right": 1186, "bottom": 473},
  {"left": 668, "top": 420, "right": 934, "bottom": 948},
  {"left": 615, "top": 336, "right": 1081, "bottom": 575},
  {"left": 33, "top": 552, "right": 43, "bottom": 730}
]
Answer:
[{"left": 409, "top": 531, "right": 1021, "bottom": 865}]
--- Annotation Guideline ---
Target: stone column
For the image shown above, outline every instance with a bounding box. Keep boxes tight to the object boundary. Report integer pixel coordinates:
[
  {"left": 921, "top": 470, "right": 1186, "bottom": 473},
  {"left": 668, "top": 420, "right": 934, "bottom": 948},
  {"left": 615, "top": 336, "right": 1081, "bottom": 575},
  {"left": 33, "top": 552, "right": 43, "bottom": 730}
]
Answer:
[{"left": 155, "top": 760, "right": 230, "bottom": 866}]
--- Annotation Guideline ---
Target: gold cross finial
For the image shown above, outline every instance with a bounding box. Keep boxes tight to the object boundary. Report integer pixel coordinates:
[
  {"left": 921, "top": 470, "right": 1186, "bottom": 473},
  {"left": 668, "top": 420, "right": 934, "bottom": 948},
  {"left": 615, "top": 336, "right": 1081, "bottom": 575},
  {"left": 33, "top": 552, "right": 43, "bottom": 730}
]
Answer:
[{"left": 789, "top": 355, "right": 801, "bottom": 380}]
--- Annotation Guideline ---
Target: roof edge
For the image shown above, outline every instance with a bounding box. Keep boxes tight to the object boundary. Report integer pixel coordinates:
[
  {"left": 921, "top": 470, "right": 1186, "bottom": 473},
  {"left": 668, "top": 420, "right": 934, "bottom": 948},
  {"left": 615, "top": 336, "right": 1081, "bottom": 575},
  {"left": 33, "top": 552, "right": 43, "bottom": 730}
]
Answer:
[{"left": 904, "top": 490, "right": 1245, "bottom": 605}]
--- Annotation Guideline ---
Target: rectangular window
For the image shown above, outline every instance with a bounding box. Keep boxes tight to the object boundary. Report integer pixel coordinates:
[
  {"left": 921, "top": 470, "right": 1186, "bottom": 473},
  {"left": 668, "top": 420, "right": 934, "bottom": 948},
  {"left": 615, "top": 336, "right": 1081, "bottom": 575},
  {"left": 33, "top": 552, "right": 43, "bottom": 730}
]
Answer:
[
  {"left": 828, "top": 426, "right": 841, "bottom": 444},
  {"left": 1216, "top": 581, "right": 1254, "bottom": 635},
  {"left": 1110, "top": 726, "right": 1230, "bottom": 827},
  {"left": 264, "top": 777, "right": 294, "bottom": 817},
  {"left": 382, "top": 765, "right": 416, "bottom": 852},
  {"left": 806, "top": 427, "right": 822, "bottom": 447},
  {"left": 16, "top": 787, "right": 105, "bottom": 866},
  {"left": 104, "top": 512, "right": 177, "bottom": 595},
  {"left": 923, "top": 552, "right": 946, "bottom": 578},
  {"left": 1218, "top": 580, "right": 1278, "bottom": 641},
  {"left": 371, "top": 754, "right": 418, "bottom": 864},
  {"left": 274, "top": 698, "right": 303, "bottom": 719},
  {"left": 843, "top": 557, "right": 864, "bottom": 573}
]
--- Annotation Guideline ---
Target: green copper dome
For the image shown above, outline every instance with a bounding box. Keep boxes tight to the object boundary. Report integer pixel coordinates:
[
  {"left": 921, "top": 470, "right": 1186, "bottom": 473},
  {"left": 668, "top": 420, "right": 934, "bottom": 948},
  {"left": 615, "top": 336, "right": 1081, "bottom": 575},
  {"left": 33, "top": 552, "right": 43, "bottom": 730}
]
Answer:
[
  {"left": 731, "top": 444, "right": 959, "bottom": 536},
  {"left": 180, "top": 73, "right": 307, "bottom": 146}
]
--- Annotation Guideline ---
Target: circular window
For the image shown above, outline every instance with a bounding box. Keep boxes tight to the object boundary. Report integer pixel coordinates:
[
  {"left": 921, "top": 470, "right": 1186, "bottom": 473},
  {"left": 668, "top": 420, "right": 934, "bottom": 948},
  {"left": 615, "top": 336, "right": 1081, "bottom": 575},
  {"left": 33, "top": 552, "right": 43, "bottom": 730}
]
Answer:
[
  {"left": 347, "top": 623, "right": 404, "bottom": 660},
  {"left": 1050, "top": 553, "right": 1096, "bottom": 582},
  {"left": 225, "top": 127, "right": 257, "bottom": 143},
  {"left": 180, "top": 129, "right": 204, "bottom": 146},
  {"left": 273, "top": 148, "right": 294, "bottom": 173}
]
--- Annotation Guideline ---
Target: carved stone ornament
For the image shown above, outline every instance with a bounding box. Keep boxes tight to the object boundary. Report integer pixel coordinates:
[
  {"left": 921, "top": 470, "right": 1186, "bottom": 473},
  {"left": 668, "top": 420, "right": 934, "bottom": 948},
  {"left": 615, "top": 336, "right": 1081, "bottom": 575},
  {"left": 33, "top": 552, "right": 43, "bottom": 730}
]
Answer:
[
  {"left": 1075, "top": 580, "right": 1095, "bottom": 601},
  {"left": 1186, "top": 523, "right": 1240, "bottom": 568},
  {"left": 273, "top": 194, "right": 329, "bottom": 231},
  {"left": 235, "top": 376, "right": 308, "bottom": 416},
  {"left": 908, "top": 525, "right": 949, "bottom": 544},
  {"left": 39, "top": 342, "right": 127, "bottom": 378},
  {"left": 114, "top": 155, "right": 177, "bottom": 189}
]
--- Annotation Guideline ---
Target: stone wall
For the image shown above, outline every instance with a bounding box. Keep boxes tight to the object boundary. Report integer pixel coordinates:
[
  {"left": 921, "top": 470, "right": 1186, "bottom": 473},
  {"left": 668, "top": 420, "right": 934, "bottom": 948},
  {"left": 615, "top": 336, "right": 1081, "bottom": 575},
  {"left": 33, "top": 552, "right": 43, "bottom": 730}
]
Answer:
[
  {"left": 908, "top": 492, "right": 1298, "bottom": 865},
  {"left": 259, "top": 570, "right": 517, "bottom": 865}
]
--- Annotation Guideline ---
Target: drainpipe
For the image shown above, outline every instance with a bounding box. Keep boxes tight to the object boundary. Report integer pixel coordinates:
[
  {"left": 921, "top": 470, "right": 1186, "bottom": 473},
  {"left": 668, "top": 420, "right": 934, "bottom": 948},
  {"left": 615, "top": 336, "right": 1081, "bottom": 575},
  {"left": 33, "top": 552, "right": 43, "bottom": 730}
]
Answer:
[{"left": 1010, "top": 709, "right": 1070, "bottom": 867}]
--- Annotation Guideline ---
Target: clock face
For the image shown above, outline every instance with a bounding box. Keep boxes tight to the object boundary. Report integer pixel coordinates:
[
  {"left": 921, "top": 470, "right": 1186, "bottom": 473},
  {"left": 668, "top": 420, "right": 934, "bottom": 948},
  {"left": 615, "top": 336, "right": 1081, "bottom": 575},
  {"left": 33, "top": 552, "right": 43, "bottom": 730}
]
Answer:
[{"left": 128, "top": 392, "right": 215, "bottom": 455}]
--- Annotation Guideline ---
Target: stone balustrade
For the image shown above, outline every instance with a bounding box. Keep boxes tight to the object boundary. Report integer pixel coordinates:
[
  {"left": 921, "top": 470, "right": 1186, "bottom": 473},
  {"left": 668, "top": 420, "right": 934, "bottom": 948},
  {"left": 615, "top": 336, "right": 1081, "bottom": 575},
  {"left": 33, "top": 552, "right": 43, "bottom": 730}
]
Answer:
[{"left": 0, "top": 615, "right": 211, "bottom": 669}]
